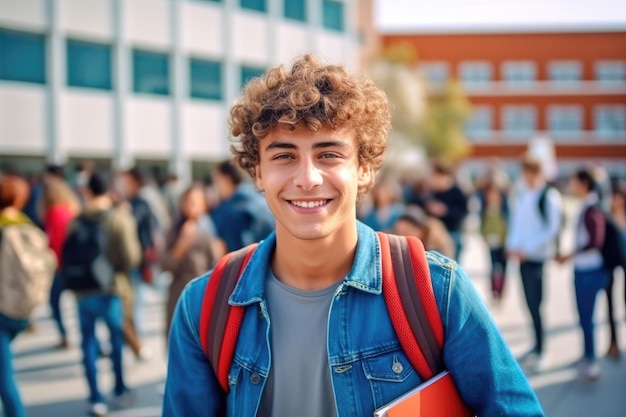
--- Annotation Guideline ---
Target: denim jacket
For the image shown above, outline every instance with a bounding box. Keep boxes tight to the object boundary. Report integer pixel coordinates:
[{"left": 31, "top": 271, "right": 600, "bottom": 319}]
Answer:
[{"left": 163, "top": 222, "right": 544, "bottom": 417}]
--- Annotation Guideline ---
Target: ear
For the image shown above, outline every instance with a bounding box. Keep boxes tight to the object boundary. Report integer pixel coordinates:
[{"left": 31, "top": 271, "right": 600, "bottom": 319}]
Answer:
[
  {"left": 357, "top": 163, "right": 372, "bottom": 189},
  {"left": 254, "top": 164, "right": 264, "bottom": 191}
]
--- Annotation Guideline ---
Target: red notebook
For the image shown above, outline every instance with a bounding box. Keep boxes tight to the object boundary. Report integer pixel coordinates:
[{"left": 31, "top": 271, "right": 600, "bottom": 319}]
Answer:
[{"left": 373, "top": 371, "right": 473, "bottom": 417}]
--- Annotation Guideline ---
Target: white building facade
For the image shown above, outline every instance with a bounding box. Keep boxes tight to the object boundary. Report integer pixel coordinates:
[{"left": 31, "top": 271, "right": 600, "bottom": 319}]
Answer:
[{"left": 0, "top": 0, "right": 361, "bottom": 180}]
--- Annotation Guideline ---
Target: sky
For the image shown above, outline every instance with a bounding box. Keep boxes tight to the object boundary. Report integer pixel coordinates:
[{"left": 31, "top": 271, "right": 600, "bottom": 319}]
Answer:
[{"left": 375, "top": 0, "right": 626, "bottom": 33}]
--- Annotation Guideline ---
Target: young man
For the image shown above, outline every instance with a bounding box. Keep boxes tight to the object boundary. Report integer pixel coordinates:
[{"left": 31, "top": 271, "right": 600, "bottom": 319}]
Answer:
[
  {"left": 71, "top": 172, "right": 141, "bottom": 416},
  {"left": 164, "top": 55, "right": 544, "bottom": 417},
  {"left": 506, "top": 153, "right": 563, "bottom": 369}
]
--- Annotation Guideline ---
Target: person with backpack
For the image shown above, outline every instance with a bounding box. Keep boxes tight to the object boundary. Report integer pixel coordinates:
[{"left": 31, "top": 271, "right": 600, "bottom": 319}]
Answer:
[
  {"left": 556, "top": 169, "right": 611, "bottom": 381},
  {"left": 62, "top": 171, "right": 141, "bottom": 416},
  {"left": 0, "top": 173, "right": 56, "bottom": 417},
  {"left": 163, "top": 55, "right": 543, "bottom": 417},
  {"left": 211, "top": 160, "right": 275, "bottom": 252},
  {"left": 506, "top": 153, "right": 563, "bottom": 371}
]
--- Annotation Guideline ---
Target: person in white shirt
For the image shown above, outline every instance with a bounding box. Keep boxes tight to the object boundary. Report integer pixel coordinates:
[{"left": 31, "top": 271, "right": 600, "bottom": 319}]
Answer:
[{"left": 506, "top": 153, "right": 563, "bottom": 369}]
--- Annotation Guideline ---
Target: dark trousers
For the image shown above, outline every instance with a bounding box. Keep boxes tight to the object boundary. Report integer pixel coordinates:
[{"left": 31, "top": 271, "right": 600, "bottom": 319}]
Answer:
[
  {"left": 489, "top": 248, "right": 507, "bottom": 297},
  {"left": 520, "top": 261, "right": 545, "bottom": 354}
]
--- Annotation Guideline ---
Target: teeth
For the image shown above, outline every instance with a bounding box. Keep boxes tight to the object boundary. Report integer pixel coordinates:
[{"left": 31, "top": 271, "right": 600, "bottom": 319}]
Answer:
[{"left": 291, "top": 200, "right": 327, "bottom": 208}]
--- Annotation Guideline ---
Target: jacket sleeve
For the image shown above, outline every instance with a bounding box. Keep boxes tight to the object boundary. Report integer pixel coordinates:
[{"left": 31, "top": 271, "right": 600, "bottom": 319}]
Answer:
[
  {"left": 163, "top": 276, "right": 225, "bottom": 417},
  {"left": 437, "top": 261, "right": 545, "bottom": 416}
]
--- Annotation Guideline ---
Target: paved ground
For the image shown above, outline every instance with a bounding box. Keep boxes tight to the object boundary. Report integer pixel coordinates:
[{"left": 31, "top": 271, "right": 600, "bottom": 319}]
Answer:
[{"left": 5, "top": 222, "right": 626, "bottom": 416}]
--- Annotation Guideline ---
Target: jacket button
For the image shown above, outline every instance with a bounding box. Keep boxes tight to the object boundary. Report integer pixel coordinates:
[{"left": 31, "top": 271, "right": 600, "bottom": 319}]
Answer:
[
  {"left": 250, "top": 373, "right": 261, "bottom": 384},
  {"left": 392, "top": 362, "right": 404, "bottom": 374}
]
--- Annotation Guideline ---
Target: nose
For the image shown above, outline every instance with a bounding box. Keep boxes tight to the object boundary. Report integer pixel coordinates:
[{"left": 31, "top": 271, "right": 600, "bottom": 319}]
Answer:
[{"left": 293, "top": 158, "right": 323, "bottom": 191}]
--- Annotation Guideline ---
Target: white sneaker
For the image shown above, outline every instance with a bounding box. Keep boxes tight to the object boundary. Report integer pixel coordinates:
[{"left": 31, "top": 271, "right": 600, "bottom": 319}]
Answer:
[
  {"left": 578, "top": 360, "right": 601, "bottom": 381},
  {"left": 90, "top": 402, "right": 108, "bottom": 416}
]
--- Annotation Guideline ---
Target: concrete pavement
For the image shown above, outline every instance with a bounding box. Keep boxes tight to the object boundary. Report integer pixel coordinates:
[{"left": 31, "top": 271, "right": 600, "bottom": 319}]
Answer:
[{"left": 5, "top": 231, "right": 626, "bottom": 416}]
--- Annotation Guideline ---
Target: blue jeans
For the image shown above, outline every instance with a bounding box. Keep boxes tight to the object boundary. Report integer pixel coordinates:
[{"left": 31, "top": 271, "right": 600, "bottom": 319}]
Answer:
[
  {"left": 130, "top": 269, "right": 145, "bottom": 336},
  {"left": 77, "top": 294, "right": 127, "bottom": 403},
  {"left": 520, "top": 261, "right": 545, "bottom": 354},
  {"left": 0, "top": 312, "right": 29, "bottom": 417},
  {"left": 575, "top": 267, "right": 610, "bottom": 360},
  {"left": 49, "top": 272, "right": 67, "bottom": 340}
]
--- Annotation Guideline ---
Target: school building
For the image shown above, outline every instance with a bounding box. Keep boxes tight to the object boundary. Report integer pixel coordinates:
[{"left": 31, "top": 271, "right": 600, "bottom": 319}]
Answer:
[
  {"left": 381, "top": 29, "right": 626, "bottom": 179},
  {"left": 0, "top": 0, "right": 369, "bottom": 181}
]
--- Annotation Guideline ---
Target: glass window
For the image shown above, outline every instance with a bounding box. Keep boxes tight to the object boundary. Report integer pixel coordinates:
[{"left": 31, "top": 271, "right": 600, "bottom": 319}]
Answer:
[
  {"left": 190, "top": 58, "right": 222, "bottom": 100},
  {"left": 595, "top": 60, "right": 625, "bottom": 83},
  {"left": 595, "top": 105, "right": 626, "bottom": 139},
  {"left": 547, "top": 106, "right": 583, "bottom": 138},
  {"left": 240, "top": 65, "right": 265, "bottom": 89},
  {"left": 419, "top": 62, "right": 449, "bottom": 87},
  {"left": 501, "top": 61, "right": 536, "bottom": 86},
  {"left": 323, "top": 0, "right": 344, "bottom": 32},
  {"left": 0, "top": 29, "right": 46, "bottom": 84},
  {"left": 241, "top": 0, "right": 266, "bottom": 12},
  {"left": 465, "top": 106, "right": 493, "bottom": 140},
  {"left": 458, "top": 61, "right": 492, "bottom": 87},
  {"left": 284, "top": 0, "right": 306, "bottom": 21},
  {"left": 67, "top": 39, "right": 112, "bottom": 90},
  {"left": 548, "top": 61, "right": 582, "bottom": 84},
  {"left": 502, "top": 106, "right": 536, "bottom": 138},
  {"left": 133, "top": 49, "right": 170, "bottom": 96}
]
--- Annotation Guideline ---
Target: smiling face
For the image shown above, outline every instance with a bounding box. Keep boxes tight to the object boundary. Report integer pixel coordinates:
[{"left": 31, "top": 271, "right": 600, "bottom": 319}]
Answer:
[{"left": 254, "top": 126, "right": 372, "bottom": 244}]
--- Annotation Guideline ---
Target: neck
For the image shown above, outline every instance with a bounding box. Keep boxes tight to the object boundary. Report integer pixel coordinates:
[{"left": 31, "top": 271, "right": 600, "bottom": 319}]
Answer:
[
  {"left": 271, "top": 225, "right": 358, "bottom": 291},
  {"left": 0, "top": 207, "right": 21, "bottom": 219},
  {"left": 87, "top": 195, "right": 112, "bottom": 211}
]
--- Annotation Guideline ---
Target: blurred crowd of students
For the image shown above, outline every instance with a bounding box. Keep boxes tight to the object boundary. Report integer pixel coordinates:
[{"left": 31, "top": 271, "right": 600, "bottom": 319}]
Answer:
[
  {"left": 1, "top": 152, "right": 625, "bottom": 415},
  {"left": 0, "top": 160, "right": 273, "bottom": 417}
]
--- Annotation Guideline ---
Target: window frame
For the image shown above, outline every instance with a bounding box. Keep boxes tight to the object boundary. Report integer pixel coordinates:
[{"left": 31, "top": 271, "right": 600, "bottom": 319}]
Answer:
[
  {"left": 546, "top": 105, "right": 584, "bottom": 139},
  {"left": 501, "top": 105, "right": 537, "bottom": 139},
  {"left": 501, "top": 60, "right": 537, "bottom": 86},
  {"left": 189, "top": 57, "right": 223, "bottom": 101},
  {"left": 0, "top": 28, "right": 46, "bottom": 84}
]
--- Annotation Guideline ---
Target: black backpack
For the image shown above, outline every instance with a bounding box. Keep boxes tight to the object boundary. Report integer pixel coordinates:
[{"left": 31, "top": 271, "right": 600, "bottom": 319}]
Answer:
[
  {"left": 61, "top": 212, "right": 115, "bottom": 292},
  {"left": 593, "top": 207, "right": 626, "bottom": 272}
]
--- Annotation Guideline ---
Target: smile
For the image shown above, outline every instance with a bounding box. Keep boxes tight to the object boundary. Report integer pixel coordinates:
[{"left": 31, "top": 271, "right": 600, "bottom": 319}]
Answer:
[{"left": 289, "top": 200, "right": 329, "bottom": 208}]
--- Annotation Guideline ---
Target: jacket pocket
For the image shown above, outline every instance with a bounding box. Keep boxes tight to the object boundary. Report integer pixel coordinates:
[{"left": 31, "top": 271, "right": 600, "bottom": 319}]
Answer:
[
  {"left": 361, "top": 349, "right": 421, "bottom": 409},
  {"left": 227, "top": 358, "right": 266, "bottom": 417}
]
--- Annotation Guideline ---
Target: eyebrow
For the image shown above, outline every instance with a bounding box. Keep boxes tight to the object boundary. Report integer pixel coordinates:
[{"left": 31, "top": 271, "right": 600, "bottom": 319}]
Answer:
[{"left": 264, "top": 140, "right": 349, "bottom": 153}]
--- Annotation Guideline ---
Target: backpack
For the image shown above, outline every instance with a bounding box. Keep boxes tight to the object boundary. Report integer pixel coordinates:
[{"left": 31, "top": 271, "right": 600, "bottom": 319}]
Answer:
[
  {"left": 587, "top": 206, "right": 626, "bottom": 272},
  {"left": 61, "top": 212, "right": 115, "bottom": 292},
  {"left": 0, "top": 224, "right": 56, "bottom": 318},
  {"left": 537, "top": 185, "right": 565, "bottom": 251},
  {"left": 199, "top": 232, "right": 470, "bottom": 415}
]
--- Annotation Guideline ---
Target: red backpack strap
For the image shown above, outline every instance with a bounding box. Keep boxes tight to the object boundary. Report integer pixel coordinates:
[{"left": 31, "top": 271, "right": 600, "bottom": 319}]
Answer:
[
  {"left": 378, "top": 232, "right": 445, "bottom": 381},
  {"left": 199, "top": 244, "right": 258, "bottom": 393}
]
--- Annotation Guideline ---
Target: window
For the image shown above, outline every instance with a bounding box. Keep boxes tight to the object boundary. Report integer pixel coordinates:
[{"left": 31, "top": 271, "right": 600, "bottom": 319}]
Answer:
[
  {"left": 190, "top": 58, "right": 222, "bottom": 100},
  {"left": 501, "top": 61, "right": 536, "bottom": 86},
  {"left": 547, "top": 106, "right": 583, "bottom": 138},
  {"left": 133, "top": 49, "right": 170, "bottom": 96},
  {"left": 465, "top": 106, "right": 493, "bottom": 140},
  {"left": 323, "top": 0, "right": 344, "bottom": 32},
  {"left": 0, "top": 29, "right": 46, "bottom": 84},
  {"left": 595, "top": 60, "right": 625, "bottom": 83},
  {"left": 284, "top": 0, "right": 306, "bottom": 22},
  {"left": 240, "top": 65, "right": 265, "bottom": 88},
  {"left": 67, "top": 39, "right": 112, "bottom": 90},
  {"left": 419, "top": 62, "right": 449, "bottom": 87},
  {"left": 458, "top": 61, "right": 492, "bottom": 87},
  {"left": 502, "top": 106, "right": 536, "bottom": 138},
  {"left": 595, "top": 105, "right": 626, "bottom": 139},
  {"left": 548, "top": 61, "right": 582, "bottom": 84},
  {"left": 241, "top": 0, "right": 266, "bottom": 12}
]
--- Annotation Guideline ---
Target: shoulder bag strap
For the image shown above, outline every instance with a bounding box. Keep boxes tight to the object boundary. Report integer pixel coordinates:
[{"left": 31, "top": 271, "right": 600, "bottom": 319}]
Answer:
[
  {"left": 378, "top": 232, "right": 445, "bottom": 380},
  {"left": 199, "top": 243, "right": 258, "bottom": 392}
]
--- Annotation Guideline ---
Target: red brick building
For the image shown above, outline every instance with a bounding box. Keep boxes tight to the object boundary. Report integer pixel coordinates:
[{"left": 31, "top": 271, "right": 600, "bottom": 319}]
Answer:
[{"left": 381, "top": 30, "right": 626, "bottom": 179}]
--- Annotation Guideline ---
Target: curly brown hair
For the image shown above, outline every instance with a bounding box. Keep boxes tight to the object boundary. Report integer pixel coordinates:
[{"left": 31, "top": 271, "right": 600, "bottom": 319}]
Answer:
[{"left": 229, "top": 54, "right": 391, "bottom": 199}]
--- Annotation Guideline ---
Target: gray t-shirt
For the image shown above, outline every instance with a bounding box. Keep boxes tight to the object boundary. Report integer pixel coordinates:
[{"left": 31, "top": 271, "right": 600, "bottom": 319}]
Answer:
[{"left": 258, "top": 270, "right": 341, "bottom": 417}]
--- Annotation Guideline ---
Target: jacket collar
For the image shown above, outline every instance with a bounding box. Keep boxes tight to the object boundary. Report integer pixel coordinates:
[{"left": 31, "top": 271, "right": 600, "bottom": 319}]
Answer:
[{"left": 229, "top": 221, "right": 382, "bottom": 306}]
